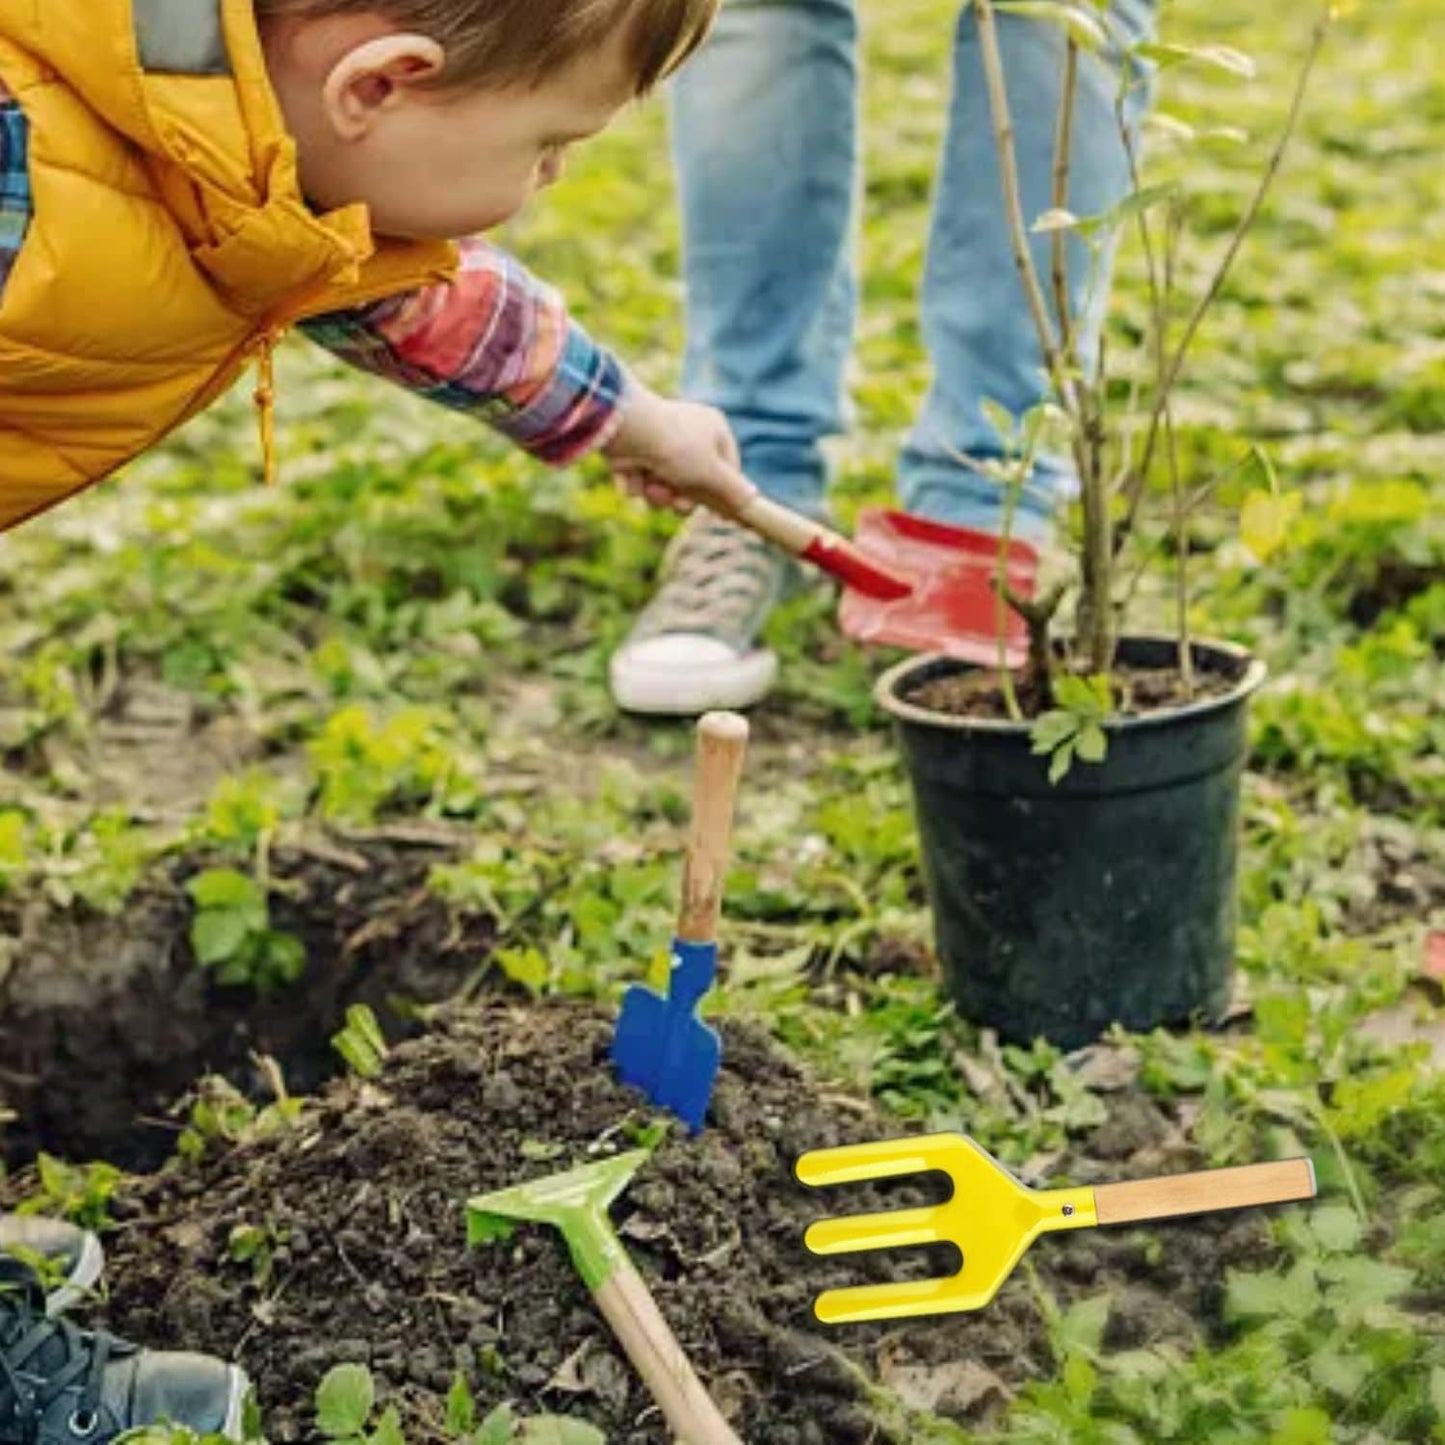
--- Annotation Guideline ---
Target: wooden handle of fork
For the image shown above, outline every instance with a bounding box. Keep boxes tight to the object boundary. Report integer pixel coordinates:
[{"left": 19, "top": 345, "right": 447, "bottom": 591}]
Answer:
[
  {"left": 677, "top": 712, "right": 750, "bottom": 944},
  {"left": 594, "top": 1263, "right": 742, "bottom": 1444},
  {"left": 1094, "top": 1158, "right": 1317, "bottom": 1226}
]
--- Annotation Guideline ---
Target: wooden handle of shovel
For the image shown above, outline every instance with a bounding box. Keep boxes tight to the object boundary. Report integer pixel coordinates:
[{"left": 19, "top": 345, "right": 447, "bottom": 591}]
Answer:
[
  {"left": 593, "top": 1262, "right": 742, "bottom": 1444},
  {"left": 731, "top": 494, "right": 912, "bottom": 600},
  {"left": 677, "top": 712, "right": 749, "bottom": 944},
  {"left": 1094, "top": 1157, "right": 1317, "bottom": 1226},
  {"left": 733, "top": 493, "right": 821, "bottom": 556}
]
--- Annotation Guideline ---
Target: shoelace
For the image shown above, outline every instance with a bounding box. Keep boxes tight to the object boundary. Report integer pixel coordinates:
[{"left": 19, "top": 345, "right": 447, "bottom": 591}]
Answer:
[
  {"left": 1, "top": 1268, "right": 118, "bottom": 1445},
  {"left": 636, "top": 515, "right": 786, "bottom": 642}
]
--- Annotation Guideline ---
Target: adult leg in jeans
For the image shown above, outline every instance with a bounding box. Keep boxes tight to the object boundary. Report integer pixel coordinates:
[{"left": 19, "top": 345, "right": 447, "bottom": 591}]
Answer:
[
  {"left": 901, "top": 0, "right": 1160, "bottom": 538},
  {"left": 609, "top": 0, "right": 859, "bottom": 716}
]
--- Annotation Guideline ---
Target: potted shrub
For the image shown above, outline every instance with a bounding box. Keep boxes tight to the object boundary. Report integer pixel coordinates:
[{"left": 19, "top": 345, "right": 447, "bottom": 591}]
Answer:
[{"left": 876, "top": 0, "right": 1334, "bottom": 1048}]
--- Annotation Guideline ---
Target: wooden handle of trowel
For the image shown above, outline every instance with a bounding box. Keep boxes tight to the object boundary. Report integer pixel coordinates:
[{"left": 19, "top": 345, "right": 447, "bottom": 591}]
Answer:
[
  {"left": 731, "top": 494, "right": 912, "bottom": 601},
  {"left": 594, "top": 1262, "right": 742, "bottom": 1444},
  {"left": 677, "top": 712, "right": 749, "bottom": 944},
  {"left": 1094, "top": 1157, "right": 1317, "bottom": 1226}
]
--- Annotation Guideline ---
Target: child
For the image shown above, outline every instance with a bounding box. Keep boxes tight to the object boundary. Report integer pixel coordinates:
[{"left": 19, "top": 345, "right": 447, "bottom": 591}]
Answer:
[
  {"left": 1, "top": 2, "right": 737, "bottom": 1440},
  {"left": 0, "top": 0, "right": 750, "bottom": 534}
]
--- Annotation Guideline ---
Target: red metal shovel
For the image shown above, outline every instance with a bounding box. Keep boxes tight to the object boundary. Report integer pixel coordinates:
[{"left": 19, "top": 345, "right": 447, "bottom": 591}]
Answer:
[{"left": 838, "top": 508, "right": 1041, "bottom": 665}]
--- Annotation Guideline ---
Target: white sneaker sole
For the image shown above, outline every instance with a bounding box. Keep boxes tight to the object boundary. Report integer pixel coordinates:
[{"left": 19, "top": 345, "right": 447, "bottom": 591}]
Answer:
[
  {"left": 609, "top": 647, "right": 778, "bottom": 716},
  {"left": 220, "top": 1364, "right": 253, "bottom": 1440},
  {"left": 45, "top": 1228, "right": 106, "bottom": 1316}
]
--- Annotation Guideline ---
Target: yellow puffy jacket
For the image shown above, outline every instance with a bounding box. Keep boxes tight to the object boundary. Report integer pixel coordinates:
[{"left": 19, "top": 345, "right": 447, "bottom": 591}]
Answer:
[{"left": 0, "top": 0, "right": 457, "bottom": 533}]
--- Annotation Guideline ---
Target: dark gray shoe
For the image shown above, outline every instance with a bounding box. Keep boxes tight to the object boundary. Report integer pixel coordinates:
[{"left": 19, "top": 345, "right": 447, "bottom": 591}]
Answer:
[
  {"left": 0, "top": 1218, "right": 104, "bottom": 1318},
  {"left": 1, "top": 1256, "right": 250, "bottom": 1444}
]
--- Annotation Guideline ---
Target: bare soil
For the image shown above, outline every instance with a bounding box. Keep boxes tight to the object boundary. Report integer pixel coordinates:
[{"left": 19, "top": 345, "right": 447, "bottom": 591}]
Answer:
[{"left": 29, "top": 999, "right": 1284, "bottom": 1444}]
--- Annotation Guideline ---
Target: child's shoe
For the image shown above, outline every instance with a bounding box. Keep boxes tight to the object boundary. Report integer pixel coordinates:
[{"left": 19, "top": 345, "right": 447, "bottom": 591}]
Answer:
[
  {"left": 0, "top": 1255, "right": 250, "bottom": 1444},
  {"left": 0, "top": 1218, "right": 105, "bottom": 1318},
  {"left": 609, "top": 512, "right": 794, "bottom": 715}
]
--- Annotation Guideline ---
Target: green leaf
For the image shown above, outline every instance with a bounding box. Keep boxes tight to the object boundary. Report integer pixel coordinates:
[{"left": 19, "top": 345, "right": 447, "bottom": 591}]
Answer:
[
  {"left": 1031, "top": 711, "right": 1078, "bottom": 754},
  {"left": 1075, "top": 723, "right": 1108, "bottom": 765},
  {"left": 187, "top": 868, "right": 262, "bottom": 912},
  {"left": 1225, "top": 1264, "right": 1321, "bottom": 1323},
  {"left": 1062, "top": 1353, "right": 1097, "bottom": 1404},
  {"left": 1146, "top": 112, "right": 1196, "bottom": 142},
  {"left": 980, "top": 397, "right": 1019, "bottom": 444},
  {"left": 1135, "top": 40, "right": 1256, "bottom": 77},
  {"left": 1057, "top": 1293, "right": 1111, "bottom": 1357},
  {"left": 446, "top": 1374, "right": 475, "bottom": 1435},
  {"left": 1318, "top": 1255, "right": 1415, "bottom": 1306},
  {"left": 495, "top": 946, "right": 550, "bottom": 997},
  {"left": 192, "top": 909, "right": 251, "bottom": 966},
  {"left": 1270, "top": 1408, "right": 1334, "bottom": 1445},
  {"left": 466, "top": 1210, "right": 517, "bottom": 1248},
  {"left": 1429, "top": 1365, "right": 1445, "bottom": 1419},
  {"left": 315, "top": 1364, "right": 374, "bottom": 1439},
  {"left": 1241, "top": 490, "right": 1302, "bottom": 562},
  {"left": 1048, "top": 741, "right": 1075, "bottom": 785},
  {"left": 1031, "top": 207, "right": 1081, "bottom": 234},
  {"left": 372, "top": 1405, "right": 405, "bottom": 1445},
  {"left": 261, "top": 930, "right": 307, "bottom": 987},
  {"left": 0, "top": 811, "right": 27, "bottom": 869},
  {"left": 474, "top": 1404, "right": 516, "bottom": 1445},
  {"left": 1309, "top": 1204, "right": 1362, "bottom": 1254},
  {"left": 995, "top": 1, "right": 1107, "bottom": 49},
  {"left": 518, "top": 1419, "right": 607, "bottom": 1445},
  {"left": 332, "top": 1004, "right": 388, "bottom": 1078},
  {"left": 1053, "top": 672, "right": 1112, "bottom": 718},
  {"left": 1306, "top": 1347, "right": 1370, "bottom": 1400},
  {"left": 1084, "top": 182, "right": 1180, "bottom": 237}
]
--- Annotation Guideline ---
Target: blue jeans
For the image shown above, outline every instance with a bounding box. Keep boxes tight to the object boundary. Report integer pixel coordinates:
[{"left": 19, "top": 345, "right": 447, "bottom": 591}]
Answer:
[{"left": 670, "top": 0, "right": 1158, "bottom": 537}]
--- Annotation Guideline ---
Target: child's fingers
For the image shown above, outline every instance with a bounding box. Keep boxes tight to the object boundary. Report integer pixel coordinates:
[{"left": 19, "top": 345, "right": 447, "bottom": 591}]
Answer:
[
  {"left": 704, "top": 461, "right": 759, "bottom": 516},
  {"left": 618, "top": 467, "right": 694, "bottom": 515}
]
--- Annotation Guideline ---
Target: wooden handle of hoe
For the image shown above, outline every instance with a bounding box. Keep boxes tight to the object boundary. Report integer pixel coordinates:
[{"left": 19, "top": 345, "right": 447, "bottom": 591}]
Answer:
[
  {"left": 677, "top": 712, "right": 749, "bottom": 945},
  {"left": 1094, "top": 1157, "right": 1317, "bottom": 1227},
  {"left": 593, "top": 1262, "right": 742, "bottom": 1444}
]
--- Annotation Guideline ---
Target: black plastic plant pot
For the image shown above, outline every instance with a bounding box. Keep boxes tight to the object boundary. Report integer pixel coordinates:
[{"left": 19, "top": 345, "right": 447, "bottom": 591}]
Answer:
[{"left": 877, "top": 636, "right": 1267, "bottom": 1051}]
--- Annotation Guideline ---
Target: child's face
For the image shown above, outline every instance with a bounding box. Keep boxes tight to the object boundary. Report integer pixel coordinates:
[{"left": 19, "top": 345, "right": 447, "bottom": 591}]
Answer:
[{"left": 261, "top": 14, "right": 637, "bottom": 239}]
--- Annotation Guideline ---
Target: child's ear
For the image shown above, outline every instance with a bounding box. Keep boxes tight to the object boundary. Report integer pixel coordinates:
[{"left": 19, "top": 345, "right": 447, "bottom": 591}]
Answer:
[{"left": 322, "top": 34, "right": 445, "bottom": 141}]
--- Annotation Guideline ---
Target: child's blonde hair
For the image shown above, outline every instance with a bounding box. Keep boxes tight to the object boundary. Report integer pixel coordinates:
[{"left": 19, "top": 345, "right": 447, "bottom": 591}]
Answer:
[{"left": 255, "top": 0, "right": 718, "bottom": 94}]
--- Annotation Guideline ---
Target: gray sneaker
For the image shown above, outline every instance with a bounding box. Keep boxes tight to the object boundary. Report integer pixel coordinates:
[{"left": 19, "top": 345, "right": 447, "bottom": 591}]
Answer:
[
  {"left": 609, "top": 512, "right": 796, "bottom": 716},
  {"left": 0, "top": 1255, "right": 251, "bottom": 1445},
  {"left": 0, "top": 1218, "right": 104, "bottom": 1318}
]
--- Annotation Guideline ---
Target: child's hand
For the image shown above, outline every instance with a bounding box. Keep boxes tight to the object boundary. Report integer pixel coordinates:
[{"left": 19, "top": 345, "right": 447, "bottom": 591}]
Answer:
[{"left": 603, "top": 383, "right": 757, "bottom": 518}]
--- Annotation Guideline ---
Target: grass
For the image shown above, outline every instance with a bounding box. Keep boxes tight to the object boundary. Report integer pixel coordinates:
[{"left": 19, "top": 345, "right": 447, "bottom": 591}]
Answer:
[{"left": 2, "top": 0, "right": 1444, "bottom": 1438}]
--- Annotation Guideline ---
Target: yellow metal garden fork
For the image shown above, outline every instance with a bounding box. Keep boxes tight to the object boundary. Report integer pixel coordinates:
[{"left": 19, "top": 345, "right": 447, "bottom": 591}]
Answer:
[{"left": 797, "top": 1132, "right": 1316, "bottom": 1323}]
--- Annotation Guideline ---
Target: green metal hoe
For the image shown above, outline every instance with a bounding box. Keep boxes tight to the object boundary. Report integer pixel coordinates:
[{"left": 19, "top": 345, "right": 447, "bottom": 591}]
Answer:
[{"left": 468, "top": 1150, "right": 740, "bottom": 1444}]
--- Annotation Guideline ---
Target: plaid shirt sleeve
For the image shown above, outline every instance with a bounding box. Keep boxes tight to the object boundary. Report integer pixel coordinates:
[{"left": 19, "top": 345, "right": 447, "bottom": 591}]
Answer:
[
  {"left": 0, "top": 97, "right": 34, "bottom": 297},
  {"left": 300, "top": 237, "right": 630, "bottom": 466}
]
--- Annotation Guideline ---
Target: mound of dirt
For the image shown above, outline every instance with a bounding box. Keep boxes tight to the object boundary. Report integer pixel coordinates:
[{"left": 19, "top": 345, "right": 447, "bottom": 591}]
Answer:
[{"left": 84, "top": 1000, "right": 1278, "bottom": 1443}]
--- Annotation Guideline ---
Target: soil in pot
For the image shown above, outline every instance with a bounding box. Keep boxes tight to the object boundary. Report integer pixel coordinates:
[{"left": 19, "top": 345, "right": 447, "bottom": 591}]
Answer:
[
  {"left": 905, "top": 655, "right": 1241, "bottom": 721},
  {"left": 26, "top": 998, "right": 1284, "bottom": 1443}
]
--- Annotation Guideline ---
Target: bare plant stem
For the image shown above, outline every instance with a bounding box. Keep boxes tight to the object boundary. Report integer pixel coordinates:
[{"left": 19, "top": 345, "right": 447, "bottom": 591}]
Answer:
[
  {"left": 1051, "top": 39, "right": 1080, "bottom": 365},
  {"left": 995, "top": 479, "right": 1026, "bottom": 723},
  {"left": 1114, "top": 462, "right": 1245, "bottom": 618},
  {"left": 976, "top": 0, "right": 1114, "bottom": 677},
  {"left": 1164, "top": 399, "right": 1194, "bottom": 690},
  {"left": 1115, "top": 91, "right": 1195, "bottom": 692},
  {"left": 975, "top": 0, "right": 1072, "bottom": 405},
  {"left": 1131, "top": 7, "right": 1332, "bottom": 504},
  {"left": 999, "top": 579, "right": 1069, "bottom": 697}
]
